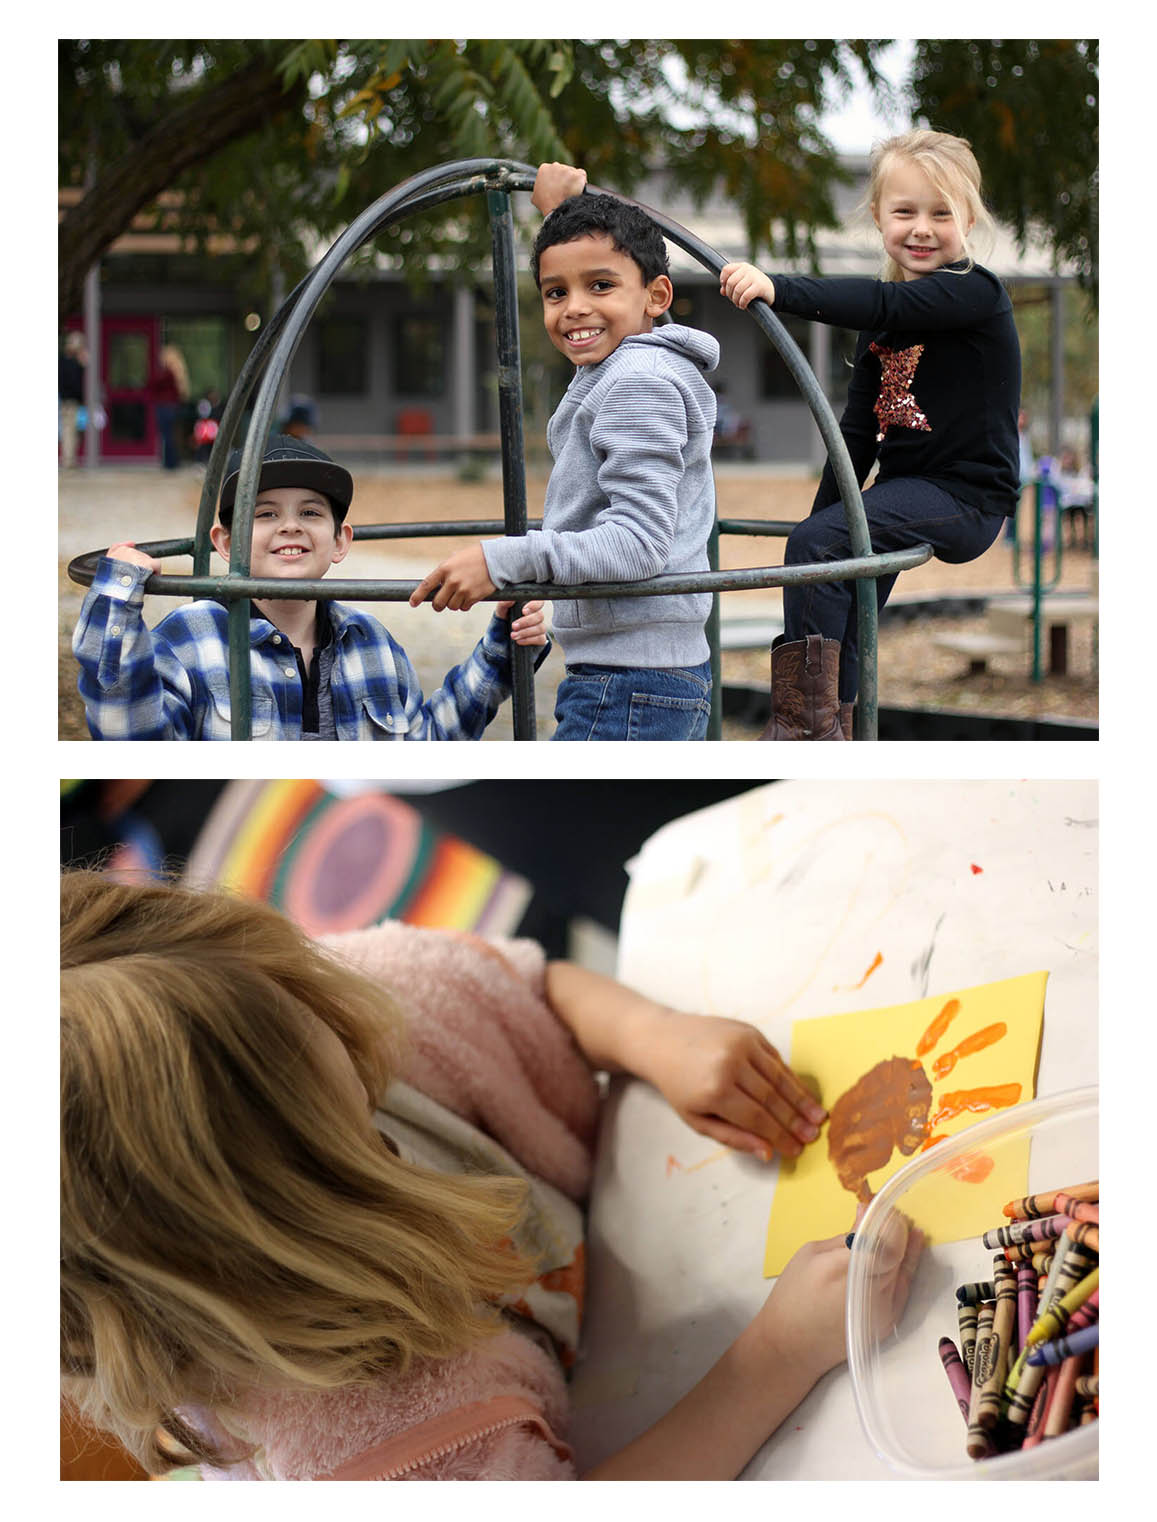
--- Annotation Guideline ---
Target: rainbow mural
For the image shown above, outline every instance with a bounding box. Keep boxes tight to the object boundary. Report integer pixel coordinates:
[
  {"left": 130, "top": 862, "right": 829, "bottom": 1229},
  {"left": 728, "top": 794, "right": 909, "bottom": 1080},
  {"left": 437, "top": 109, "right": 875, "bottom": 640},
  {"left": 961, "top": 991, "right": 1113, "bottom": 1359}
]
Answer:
[{"left": 182, "top": 780, "right": 532, "bottom": 938}]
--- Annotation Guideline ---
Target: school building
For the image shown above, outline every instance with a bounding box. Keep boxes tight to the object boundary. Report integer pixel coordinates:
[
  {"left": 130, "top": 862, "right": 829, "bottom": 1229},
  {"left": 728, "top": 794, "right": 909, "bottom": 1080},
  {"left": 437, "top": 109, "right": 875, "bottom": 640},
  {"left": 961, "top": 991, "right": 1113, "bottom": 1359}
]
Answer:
[{"left": 61, "top": 160, "right": 1077, "bottom": 470}]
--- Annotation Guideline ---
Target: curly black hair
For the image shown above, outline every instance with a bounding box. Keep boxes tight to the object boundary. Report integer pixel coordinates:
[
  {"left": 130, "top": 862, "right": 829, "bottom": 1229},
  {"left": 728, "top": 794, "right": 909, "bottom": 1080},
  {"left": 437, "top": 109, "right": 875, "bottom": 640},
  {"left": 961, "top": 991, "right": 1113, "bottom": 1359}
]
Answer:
[{"left": 531, "top": 193, "right": 670, "bottom": 288}]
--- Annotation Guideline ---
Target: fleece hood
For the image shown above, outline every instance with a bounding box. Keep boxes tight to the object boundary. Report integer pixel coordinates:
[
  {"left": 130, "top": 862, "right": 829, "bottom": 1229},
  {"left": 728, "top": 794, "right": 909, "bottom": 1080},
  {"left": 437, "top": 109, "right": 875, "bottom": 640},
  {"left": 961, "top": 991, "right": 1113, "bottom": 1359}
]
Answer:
[{"left": 615, "top": 322, "right": 720, "bottom": 374}]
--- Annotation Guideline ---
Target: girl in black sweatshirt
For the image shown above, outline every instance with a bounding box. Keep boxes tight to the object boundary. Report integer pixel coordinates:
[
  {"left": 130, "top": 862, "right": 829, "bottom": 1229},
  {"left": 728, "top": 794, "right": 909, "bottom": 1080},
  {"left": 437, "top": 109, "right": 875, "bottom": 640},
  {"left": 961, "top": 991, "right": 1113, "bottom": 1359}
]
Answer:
[{"left": 721, "top": 129, "right": 1021, "bottom": 740}]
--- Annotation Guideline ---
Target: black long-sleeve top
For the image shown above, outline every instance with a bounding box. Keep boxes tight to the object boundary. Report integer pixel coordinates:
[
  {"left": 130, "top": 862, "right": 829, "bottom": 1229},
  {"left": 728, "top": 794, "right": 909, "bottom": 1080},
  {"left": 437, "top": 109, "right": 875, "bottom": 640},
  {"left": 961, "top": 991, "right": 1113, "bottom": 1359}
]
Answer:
[{"left": 773, "top": 262, "right": 1021, "bottom": 517}]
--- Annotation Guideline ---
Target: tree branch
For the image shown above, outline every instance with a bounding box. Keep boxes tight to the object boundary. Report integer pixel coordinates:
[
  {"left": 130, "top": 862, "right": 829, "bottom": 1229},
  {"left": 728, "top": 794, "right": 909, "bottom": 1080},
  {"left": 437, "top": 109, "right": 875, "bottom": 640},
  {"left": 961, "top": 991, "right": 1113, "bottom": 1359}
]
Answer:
[{"left": 59, "top": 58, "right": 307, "bottom": 315}]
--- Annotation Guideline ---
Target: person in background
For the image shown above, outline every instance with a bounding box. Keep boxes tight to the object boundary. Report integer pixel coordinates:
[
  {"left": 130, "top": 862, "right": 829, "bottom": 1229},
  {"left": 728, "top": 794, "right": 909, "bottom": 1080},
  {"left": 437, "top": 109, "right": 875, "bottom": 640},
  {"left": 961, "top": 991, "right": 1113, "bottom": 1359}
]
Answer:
[
  {"left": 59, "top": 332, "right": 88, "bottom": 469},
  {"left": 149, "top": 344, "right": 191, "bottom": 470}
]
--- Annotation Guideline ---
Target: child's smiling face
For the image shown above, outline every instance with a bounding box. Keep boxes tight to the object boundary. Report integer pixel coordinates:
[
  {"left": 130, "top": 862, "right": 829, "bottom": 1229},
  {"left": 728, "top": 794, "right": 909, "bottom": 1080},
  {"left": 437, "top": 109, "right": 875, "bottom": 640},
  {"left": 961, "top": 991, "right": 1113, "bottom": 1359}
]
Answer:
[
  {"left": 211, "top": 486, "right": 352, "bottom": 579},
  {"left": 873, "top": 160, "right": 972, "bottom": 281},
  {"left": 538, "top": 233, "right": 672, "bottom": 365}
]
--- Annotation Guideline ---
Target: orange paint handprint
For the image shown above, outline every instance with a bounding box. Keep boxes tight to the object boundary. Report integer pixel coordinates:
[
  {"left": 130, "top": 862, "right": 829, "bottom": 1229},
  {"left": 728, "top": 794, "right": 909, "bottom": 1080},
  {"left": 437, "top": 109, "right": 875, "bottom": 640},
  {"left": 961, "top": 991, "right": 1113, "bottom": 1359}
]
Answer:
[{"left": 826, "top": 997, "right": 1019, "bottom": 1204}]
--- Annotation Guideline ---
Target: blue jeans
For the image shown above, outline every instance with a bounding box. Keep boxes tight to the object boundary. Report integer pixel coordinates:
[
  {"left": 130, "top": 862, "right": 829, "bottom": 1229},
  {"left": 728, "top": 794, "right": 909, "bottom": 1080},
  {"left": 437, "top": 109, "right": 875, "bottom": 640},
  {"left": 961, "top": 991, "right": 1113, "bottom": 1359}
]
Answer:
[
  {"left": 783, "top": 477, "right": 1005, "bottom": 703},
  {"left": 551, "top": 661, "right": 712, "bottom": 741}
]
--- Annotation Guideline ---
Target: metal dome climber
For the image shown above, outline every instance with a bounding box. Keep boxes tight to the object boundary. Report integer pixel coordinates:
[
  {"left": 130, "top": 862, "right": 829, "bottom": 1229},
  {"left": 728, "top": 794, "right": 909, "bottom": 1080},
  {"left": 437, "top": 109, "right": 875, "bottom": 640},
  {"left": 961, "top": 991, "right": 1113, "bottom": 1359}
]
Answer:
[{"left": 67, "top": 159, "right": 932, "bottom": 740}]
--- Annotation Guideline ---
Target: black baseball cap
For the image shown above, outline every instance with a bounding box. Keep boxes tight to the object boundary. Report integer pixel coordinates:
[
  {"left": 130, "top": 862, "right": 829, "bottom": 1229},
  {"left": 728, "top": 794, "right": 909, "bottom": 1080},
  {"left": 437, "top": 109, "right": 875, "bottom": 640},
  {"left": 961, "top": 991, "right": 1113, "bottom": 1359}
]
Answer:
[{"left": 218, "top": 434, "right": 354, "bottom": 527}]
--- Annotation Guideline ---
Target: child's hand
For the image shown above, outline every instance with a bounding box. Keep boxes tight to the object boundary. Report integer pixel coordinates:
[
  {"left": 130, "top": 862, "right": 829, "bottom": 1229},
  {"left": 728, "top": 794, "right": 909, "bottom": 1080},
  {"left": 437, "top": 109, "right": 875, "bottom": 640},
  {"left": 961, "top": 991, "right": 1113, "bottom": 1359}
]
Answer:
[
  {"left": 106, "top": 542, "right": 161, "bottom": 573},
  {"left": 754, "top": 1209, "right": 921, "bottom": 1383},
  {"left": 409, "top": 544, "right": 497, "bottom": 612},
  {"left": 720, "top": 262, "right": 776, "bottom": 310},
  {"left": 496, "top": 598, "right": 548, "bottom": 646},
  {"left": 642, "top": 1011, "right": 828, "bottom": 1162},
  {"left": 533, "top": 161, "right": 587, "bottom": 217}
]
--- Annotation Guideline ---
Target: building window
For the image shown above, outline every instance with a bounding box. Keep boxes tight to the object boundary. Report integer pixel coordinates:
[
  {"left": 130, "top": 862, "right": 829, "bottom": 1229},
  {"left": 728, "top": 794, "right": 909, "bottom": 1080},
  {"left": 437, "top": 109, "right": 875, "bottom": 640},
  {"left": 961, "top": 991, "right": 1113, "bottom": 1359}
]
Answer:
[
  {"left": 759, "top": 317, "right": 856, "bottom": 407},
  {"left": 394, "top": 315, "right": 446, "bottom": 397},
  {"left": 317, "top": 316, "right": 369, "bottom": 396}
]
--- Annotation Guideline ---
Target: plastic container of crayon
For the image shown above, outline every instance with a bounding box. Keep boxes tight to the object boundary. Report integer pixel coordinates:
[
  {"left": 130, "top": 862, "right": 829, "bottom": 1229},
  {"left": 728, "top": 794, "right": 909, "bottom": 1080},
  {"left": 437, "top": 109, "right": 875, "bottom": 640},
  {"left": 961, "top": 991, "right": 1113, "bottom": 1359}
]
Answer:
[{"left": 845, "top": 1086, "right": 1098, "bottom": 1480}]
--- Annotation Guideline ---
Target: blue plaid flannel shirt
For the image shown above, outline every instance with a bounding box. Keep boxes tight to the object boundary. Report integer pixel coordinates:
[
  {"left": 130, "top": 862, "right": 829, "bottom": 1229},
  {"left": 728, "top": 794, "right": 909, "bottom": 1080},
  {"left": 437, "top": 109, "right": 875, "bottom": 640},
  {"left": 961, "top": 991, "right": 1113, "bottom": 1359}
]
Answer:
[{"left": 73, "top": 557, "right": 547, "bottom": 741}]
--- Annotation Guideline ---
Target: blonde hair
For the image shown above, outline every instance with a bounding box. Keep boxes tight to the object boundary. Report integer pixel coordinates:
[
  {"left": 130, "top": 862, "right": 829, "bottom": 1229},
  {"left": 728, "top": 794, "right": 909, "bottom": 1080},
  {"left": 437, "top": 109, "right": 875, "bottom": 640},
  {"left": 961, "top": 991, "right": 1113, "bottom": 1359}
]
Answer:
[
  {"left": 160, "top": 344, "right": 191, "bottom": 399},
  {"left": 60, "top": 871, "right": 534, "bottom": 1473},
  {"left": 867, "top": 129, "right": 995, "bottom": 282}
]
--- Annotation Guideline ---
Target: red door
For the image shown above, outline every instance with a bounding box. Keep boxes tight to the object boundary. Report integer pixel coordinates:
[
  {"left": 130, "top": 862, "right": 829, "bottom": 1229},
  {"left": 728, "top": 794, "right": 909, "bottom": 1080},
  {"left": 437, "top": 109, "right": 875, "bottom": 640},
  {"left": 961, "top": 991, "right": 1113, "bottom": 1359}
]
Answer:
[{"left": 63, "top": 315, "right": 162, "bottom": 462}]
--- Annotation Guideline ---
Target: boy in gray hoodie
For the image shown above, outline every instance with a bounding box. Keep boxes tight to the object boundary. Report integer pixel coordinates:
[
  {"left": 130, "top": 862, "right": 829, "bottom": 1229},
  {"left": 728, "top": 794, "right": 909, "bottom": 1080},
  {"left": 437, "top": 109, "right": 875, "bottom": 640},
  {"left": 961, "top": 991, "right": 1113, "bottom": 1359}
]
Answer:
[{"left": 410, "top": 174, "right": 719, "bottom": 741}]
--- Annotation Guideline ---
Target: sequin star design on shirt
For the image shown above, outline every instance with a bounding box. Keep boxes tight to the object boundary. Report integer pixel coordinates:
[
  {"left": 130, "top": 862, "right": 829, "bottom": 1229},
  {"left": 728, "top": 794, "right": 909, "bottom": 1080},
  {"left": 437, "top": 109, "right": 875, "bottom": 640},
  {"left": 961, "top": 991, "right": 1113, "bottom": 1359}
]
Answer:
[{"left": 869, "top": 341, "right": 931, "bottom": 443}]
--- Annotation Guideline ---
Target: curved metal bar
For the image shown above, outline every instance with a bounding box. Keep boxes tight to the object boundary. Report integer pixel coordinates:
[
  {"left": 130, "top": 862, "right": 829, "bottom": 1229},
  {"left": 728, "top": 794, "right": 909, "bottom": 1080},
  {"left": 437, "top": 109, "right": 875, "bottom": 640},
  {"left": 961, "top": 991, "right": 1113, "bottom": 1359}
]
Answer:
[{"left": 67, "top": 541, "right": 930, "bottom": 601}]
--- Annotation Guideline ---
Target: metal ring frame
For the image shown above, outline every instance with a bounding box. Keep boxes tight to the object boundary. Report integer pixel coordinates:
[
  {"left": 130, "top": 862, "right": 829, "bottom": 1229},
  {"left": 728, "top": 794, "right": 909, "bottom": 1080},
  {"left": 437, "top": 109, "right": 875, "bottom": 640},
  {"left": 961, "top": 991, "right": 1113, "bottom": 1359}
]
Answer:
[{"left": 67, "top": 158, "right": 932, "bottom": 739}]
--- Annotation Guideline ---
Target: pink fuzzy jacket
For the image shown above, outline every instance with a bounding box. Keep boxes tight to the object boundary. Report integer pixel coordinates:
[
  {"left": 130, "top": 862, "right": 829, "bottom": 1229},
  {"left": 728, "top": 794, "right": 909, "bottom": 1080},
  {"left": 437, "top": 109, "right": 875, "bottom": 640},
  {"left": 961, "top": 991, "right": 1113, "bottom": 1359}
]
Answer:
[{"left": 188, "top": 923, "right": 601, "bottom": 1481}]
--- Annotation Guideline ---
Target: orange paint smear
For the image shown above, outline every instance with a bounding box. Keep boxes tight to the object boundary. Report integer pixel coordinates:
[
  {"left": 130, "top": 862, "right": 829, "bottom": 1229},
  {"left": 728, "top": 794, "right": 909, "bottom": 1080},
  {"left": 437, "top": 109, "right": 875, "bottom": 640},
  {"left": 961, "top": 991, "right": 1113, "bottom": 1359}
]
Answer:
[
  {"left": 929, "top": 1082, "right": 1022, "bottom": 1128},
  {"left": 853, "top": 951, "right": 884, "bottom": 988},
  {"left": 666, "top": 1148, "right": 729, "bottom": 1178},
  {"left": 931, "top": 1021, "right": 1008, "bottom": 1080},
  {"left": 916, "top": 997, "right": 961, "bottom": 1056},
  {"left": 945, "top": 1151, "right": 996, "bottom": 1183}
]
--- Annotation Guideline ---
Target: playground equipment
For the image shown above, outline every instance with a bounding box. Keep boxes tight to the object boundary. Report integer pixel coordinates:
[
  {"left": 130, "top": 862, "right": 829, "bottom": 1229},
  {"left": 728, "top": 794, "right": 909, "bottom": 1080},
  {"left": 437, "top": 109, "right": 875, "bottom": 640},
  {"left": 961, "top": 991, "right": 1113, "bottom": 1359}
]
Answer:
[
  {"left": 936, "top": 402, "right": 1099, "bottom": 685},
  {"left": 67, "top": 160, "right": 933, "bottom": 740}
]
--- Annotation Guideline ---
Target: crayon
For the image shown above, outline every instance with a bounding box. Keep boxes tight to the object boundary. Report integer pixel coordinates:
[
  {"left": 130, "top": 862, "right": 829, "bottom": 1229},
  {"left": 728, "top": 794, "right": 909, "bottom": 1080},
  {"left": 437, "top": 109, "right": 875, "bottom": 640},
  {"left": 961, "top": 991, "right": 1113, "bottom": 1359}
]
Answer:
[
  {"left": 956, "top": 1280, "right": 995, "bottom": 1305},
  {"left": 1075, "top": 1374, "right": 1099, "bottom": 1400},
  {"left": 973, "top": 1258, "right": 1017, "bottom": 1432},
  {"left": 938, "top": 1336, "right": 971, "bottom": 1422},
  {"left": 1022, "top": 1368, "right": 1055, "bottom": 1449},
  {"left": 1016, "top": 1265, "right": 1038, "bottom": 1353},
  {"left": 1043, "top": 1354, "right": 1083, "bottom": 1438},
  {"left": 1002, "top": 1238, "right": 1068, "bottom": 1264},
  {"left": 958, "top": 1299, "right": 979, "bottom": 1376},
  {"left": 966, "top": 1302, "right": 997, "bottom": 1458},
  {"left": 1061, "top": 1289, "right": 1099, "bottom": 1334},
  {"left": 1026, "top": 1267, "right": 1100, "bottom": 1346},
  {"left": 1002, "top": 1180, "right": 1099, "bottom": 1221},
  {"left": 1053, "top": 1193, "right": 1099, "bottom": 1225},
  {"left": 1027, "top": 1322, "right": 1100, "bottom": 1367},
  {"left": 983, "top": 1213, "right": 1071, "bottom": 1250},
  {"left": 1004, "top": 1256, "right": 1095, "bottom": 1426},
  {"left": 1066, "top": 1220, "right": 1099, "bottom": 1253}
]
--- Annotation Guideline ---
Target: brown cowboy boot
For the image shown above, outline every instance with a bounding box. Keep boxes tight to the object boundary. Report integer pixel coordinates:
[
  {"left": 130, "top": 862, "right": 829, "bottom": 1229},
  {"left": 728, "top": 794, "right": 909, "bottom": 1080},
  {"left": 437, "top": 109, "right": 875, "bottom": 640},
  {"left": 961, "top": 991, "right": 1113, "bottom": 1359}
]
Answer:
[
  {"left": 759, "top": 634, "right": 846, "bottom": 740},
  {"left": 839, "top": 702, "right": 855, "bottom": 741}
]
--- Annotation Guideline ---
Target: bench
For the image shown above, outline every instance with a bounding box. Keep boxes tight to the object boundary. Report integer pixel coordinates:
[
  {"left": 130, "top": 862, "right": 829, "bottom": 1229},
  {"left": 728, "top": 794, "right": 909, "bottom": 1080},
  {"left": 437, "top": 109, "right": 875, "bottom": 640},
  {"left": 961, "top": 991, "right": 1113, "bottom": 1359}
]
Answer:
[
  {"left": 933, "top": 631, "right": 1024, "bottom": 674},
  {"left": 936, "top": 596, "right": 1099, "bottom": 676},
  {"left": 986, "top": 596, "right": 1099, "bottom": 676},
  {"left": 313, "top": 432, "right": 506, "bottom": 461}
]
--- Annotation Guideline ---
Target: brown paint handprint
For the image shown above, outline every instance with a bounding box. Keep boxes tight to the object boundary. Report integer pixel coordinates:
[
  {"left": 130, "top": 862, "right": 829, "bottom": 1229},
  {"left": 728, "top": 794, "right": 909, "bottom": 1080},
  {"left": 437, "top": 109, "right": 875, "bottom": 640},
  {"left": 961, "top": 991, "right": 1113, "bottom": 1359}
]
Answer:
[{"left": 826, "top": 997, "right": 1019, "bottom": 1204}]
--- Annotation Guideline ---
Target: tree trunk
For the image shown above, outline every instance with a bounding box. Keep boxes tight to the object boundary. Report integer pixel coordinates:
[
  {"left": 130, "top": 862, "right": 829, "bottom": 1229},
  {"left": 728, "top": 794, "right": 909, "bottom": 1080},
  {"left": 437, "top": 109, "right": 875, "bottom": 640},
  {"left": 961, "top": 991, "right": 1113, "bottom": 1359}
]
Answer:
[{"left": 59, "top": 59, "right": 306, "bottom": 316}]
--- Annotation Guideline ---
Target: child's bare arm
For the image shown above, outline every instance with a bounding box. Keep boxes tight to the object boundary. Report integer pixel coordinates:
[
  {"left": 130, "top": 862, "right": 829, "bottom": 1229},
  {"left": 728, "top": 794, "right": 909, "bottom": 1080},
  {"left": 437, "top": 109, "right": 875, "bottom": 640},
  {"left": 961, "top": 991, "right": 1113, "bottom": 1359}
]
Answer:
[
  {"left": 583, "top": 1215, "right": 922, "bottom": 1478},
  {"left": 543, "top": 962, "right": 826, "bottom": 1161},
  {"left": 720, "top": 261, "right": 776, "bottom": 309},
  {"left": 532, "top": 161, "right": 587, "bottom": 216}
]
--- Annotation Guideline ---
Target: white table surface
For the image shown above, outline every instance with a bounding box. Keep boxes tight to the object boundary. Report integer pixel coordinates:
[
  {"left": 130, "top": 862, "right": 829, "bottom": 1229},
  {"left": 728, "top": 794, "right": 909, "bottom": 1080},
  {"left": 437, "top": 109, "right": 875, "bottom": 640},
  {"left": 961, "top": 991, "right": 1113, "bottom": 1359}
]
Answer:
[{"left": 567, "top": 780, "right": 1098, "bottom": 1480}]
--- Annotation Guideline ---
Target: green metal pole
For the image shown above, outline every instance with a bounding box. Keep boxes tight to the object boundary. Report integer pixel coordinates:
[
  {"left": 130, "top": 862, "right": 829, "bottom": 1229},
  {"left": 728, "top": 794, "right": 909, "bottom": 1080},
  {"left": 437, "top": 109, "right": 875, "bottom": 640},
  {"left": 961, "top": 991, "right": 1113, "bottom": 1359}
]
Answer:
[
  {"left": 707, "top": 520, "right": 722, "bottom": 739},
  {"left": 487, "top": 187, "right": 536, "bottom": 740},
  {"left": 1031, "top": 480, "right": 1044, "bottom": 683}
]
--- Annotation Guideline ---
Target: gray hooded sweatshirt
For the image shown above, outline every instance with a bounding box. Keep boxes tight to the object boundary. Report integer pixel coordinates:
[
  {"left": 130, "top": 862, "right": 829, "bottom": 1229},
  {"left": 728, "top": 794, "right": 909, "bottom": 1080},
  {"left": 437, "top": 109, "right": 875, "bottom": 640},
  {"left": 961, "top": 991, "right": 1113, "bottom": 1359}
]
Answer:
[{"left": 482, "top": 323, "right": 719, "bottom": 668}]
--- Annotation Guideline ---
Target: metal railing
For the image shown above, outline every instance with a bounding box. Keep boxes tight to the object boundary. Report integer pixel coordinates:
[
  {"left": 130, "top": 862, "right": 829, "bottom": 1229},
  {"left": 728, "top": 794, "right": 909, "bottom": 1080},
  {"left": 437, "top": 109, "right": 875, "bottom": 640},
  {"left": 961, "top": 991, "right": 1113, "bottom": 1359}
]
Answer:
[{"left": 68, "top": 159, "right": 932, "bottom": 739}]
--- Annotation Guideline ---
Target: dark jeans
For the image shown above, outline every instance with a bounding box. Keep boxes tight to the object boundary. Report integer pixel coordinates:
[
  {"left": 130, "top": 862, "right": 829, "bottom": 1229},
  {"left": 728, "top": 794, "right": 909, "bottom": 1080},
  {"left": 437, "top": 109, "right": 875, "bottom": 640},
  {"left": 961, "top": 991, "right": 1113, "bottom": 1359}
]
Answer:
[
  {"left": 155, "top": 403, "right": 180, "bottom": 470},
  {"left": 551, "top": 660, "right": 712, "bottom": 741},
  {"left": 783, "top": 477, "right": 1005, "bottom": 703}
]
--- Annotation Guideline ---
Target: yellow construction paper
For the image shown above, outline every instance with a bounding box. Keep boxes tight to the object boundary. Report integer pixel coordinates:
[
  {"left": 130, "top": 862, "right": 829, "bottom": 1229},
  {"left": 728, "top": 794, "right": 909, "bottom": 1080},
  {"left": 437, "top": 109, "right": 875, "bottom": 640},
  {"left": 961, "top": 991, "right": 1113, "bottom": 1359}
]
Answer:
[{"left": 764, "top": 971, "right": 1047, "bottom": 1276}]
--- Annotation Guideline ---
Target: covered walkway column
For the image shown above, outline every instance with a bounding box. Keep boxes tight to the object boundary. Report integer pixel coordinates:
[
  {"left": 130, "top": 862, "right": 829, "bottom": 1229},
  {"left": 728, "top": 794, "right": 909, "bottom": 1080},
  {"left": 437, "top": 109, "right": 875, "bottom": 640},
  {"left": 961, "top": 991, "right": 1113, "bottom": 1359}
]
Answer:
[{"left": 451, "top": 283, "right": 476, "bottom": 444}]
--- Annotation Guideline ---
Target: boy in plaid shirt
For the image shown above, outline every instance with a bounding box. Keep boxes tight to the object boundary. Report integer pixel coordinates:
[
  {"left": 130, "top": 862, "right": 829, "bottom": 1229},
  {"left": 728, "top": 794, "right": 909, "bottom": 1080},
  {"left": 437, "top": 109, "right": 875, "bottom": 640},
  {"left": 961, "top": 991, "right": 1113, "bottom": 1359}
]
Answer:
[{"left": 73, "top": 436, "right": 547, "bottom": 740}]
